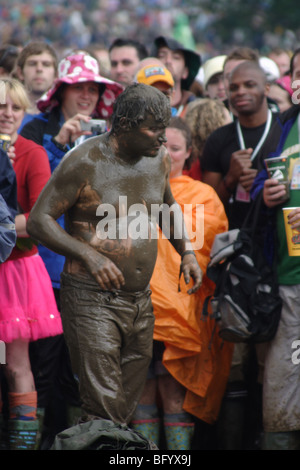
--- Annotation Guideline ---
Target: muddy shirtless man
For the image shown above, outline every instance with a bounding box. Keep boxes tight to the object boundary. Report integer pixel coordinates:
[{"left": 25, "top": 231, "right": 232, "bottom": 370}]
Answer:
[{"left": 27, "top": 83, "right": 202, "bottom": 427}]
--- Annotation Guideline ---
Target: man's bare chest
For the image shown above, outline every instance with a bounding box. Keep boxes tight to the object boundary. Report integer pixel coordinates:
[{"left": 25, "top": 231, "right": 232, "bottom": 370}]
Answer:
[{"left": 69, "top": 157, "right": 167, "bottom": 222}]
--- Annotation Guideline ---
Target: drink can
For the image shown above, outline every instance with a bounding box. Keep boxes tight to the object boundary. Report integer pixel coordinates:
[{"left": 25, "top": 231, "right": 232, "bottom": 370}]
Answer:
[{"left": 0, "top": 134, "right": 11, "bottom": 152}]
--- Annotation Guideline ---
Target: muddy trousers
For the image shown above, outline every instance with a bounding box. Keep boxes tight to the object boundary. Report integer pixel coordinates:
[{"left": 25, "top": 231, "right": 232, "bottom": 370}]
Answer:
[
  {"left": 262, "top": 284, "right": 300, "bottom": 450},
  {"left": 60, "top": 273, "right": 154, "bottom": 426}
]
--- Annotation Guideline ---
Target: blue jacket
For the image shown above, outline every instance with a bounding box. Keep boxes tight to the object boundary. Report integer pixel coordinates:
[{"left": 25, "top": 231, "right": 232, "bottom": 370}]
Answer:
[
  {"left": 251, "top": 105, "right": 299, "bottom": 200},
  {"left": 0, "top": 194, "right": 16, "bottom": 263},
  {"left": 0, "top": 148, "right": 18, "bottom": 217},
  {"left": 251, "top": 105, "right": 300, "bottom": 265}
]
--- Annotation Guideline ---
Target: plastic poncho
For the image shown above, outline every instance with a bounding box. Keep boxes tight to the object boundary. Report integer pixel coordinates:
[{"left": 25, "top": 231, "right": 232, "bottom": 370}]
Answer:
[{"left": 150, "top": 175, "right": 233, "bottom": 424}]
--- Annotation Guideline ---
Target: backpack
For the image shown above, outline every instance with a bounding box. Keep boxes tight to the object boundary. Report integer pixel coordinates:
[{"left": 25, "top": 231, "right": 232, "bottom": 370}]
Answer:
[{"left": 203, "top": 191, "right": 282, "bottom": 344}]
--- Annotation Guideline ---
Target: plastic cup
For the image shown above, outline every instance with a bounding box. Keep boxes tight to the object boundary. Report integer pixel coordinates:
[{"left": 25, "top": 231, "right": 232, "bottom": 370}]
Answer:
[{"left": 282, "top": 207, "right": 300, "bottom": 256}]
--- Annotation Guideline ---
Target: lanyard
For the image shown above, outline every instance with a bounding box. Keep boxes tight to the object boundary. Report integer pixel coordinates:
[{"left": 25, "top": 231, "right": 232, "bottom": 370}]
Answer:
[{"left": 236, "top": 109, "right": 272, "bottom": 161}]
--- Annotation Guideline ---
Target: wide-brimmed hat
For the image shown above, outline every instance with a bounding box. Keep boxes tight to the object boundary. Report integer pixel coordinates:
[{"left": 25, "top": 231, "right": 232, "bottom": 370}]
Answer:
[
  {"left": 151, "top": 36, "right": 201, "bottom": 90},
  {"left": 203, "top": 55, "right": 227, "bottom": 88},
  {"left": 136, "top": 64, "right": 174, "bottom": 88},
  {"left": 37, "top": 51, "right": 124, "bottom": 118}
]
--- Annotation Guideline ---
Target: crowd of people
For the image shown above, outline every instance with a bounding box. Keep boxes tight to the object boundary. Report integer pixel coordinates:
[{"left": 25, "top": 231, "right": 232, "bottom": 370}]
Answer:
[{"left": 0, "top": 31, "right": 299, "bottom": 452}]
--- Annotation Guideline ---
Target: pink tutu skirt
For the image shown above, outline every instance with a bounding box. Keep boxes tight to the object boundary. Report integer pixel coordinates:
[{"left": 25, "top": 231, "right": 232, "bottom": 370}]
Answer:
[{"left": 0, "top": 254, "right": 63, "bottom": 343}]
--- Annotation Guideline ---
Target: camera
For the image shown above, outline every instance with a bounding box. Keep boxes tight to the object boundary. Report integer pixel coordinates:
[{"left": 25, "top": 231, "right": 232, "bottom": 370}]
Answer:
[{"left": 80, "top": 119, "right": 106, "bottom": 135}]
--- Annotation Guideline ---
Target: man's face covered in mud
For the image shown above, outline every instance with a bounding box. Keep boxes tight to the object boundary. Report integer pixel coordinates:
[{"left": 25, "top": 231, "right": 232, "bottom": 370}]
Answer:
[{"left": 110, "top": 83, "right": 171, "bottom": 158}]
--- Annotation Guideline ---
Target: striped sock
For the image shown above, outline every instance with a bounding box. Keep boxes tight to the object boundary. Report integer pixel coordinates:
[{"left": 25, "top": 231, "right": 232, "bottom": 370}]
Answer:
[{"left": 8, "top": 391, "right": 37, "bottom": 421}]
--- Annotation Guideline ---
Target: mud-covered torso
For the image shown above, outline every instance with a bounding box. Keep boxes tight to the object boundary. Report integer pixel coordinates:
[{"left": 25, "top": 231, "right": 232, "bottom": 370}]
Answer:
[{"left": 64, "top": 134, "right": 170, "bottom": 291}]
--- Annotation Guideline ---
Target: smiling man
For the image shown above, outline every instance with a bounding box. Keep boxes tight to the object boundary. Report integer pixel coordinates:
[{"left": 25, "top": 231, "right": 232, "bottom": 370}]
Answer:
[
  {"left": 27, "top": 83, "right": 202, "bottom": 436},
  {"left": 201, "top": 61, "right": 279, "bottom": 449},
  {"left": 250, "top": 47, "right": 300, "bottom": 450},
  {"left": 202, "top": 61, "right": 278, "bottom": 229}
]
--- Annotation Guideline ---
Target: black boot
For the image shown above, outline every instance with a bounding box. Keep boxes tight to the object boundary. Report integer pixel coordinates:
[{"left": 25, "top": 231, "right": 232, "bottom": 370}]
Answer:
[{"left": 216, "top": 382, "right": 248, "bottom": 450}]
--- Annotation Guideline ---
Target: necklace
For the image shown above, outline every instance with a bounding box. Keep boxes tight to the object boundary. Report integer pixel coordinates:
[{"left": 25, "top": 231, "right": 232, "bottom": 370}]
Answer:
[
  {"left": 235, "top": 109, "right": 272, "bottom": 202},
  {"left": 236, "top": 109, "right": 272, "bottom": 161}
]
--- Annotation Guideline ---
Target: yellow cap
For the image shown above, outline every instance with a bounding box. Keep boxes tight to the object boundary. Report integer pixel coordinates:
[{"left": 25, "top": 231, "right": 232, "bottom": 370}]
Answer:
[{"left": 136, "top": 64, "right": 174, "bottom": 87}]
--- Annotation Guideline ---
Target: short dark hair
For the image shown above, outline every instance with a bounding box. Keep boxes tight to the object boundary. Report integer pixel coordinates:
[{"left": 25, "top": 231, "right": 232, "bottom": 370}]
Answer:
[
  {"left": 109, "top": 38, "right": 148, "bottom": 61},
  {"left": 0, "top": 44, "right": 19, "bottom": 74},
  {"left": 17, "top": 41, "right": 58, "bottom": 73},
  {"left": 110, "top": 83, "right": 170, "bottom": 134}
]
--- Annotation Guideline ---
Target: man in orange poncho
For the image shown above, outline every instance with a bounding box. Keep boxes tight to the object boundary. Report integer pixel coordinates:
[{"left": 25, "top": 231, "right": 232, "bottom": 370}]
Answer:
[{"left": 131, "top": 117, "right": 233, "bottom": 450}]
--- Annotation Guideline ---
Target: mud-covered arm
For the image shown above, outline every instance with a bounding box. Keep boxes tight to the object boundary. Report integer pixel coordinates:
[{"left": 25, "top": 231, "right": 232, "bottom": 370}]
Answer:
[{"left": 27, "top": 152, "right": 125, "bottom": 290}]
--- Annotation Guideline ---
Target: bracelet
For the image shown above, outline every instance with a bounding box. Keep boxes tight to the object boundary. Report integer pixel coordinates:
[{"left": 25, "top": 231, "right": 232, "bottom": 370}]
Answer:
[
  {"left": 51, "top": 137, "right": 68, "bottom": 152},
  {"left": 223, "top": 176, "right": 234, "bottom": 193},
  {"left": 181, "top": 250, "right": 196, "bottom": 258}
]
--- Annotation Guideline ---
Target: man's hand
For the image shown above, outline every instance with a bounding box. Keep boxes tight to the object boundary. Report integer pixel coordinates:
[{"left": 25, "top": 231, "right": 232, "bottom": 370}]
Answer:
[
  {"left": 83, "top": 247, "right": 125, "bottom": 291},
  {"left": 228, "top": 148, "right": 253, "bottom": 179},
  {"left": 263, "top": 178, "right": 287, "bottom": 208},
  {"left": 7, "top": 145, "right": 16, "bottom": 165},
  {"left": 285, "top": 207, "right": 300, "bottom": 230},
  {"left": 239, "top": 167, "right": 258, "bottom": 192},
  {"left": 178, "top": 252, "right": 203, "bottom": 294}
]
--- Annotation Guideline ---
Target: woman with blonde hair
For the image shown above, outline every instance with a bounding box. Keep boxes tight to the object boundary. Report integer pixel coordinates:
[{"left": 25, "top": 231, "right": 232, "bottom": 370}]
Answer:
[
  {"left": 184, "top": 98, "right": 232, "bottom": 180},
  {"left": 0, "top": 78, "right": 62, "bottom": 450}
]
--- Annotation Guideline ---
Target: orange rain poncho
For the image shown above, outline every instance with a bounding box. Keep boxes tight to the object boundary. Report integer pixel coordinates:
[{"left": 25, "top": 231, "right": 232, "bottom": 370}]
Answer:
[{"left": 150, "top": 175, "right": 233, "bottom": 424}]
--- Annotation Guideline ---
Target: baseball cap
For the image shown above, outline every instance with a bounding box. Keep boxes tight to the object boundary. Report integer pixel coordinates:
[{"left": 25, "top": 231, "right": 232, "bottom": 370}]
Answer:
[
  {"left": 136, "top": 64, "right": 174, "bottom": 87},
  {"left": 203, "top": 55, "right": 227, "bottom": 88}
]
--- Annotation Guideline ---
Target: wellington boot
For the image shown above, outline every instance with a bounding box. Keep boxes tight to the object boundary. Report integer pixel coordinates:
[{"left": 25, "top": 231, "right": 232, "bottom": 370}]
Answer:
[
  {"left": 67, "top": 405, "right": 83, "bottom": 427},
  {"left": 262, "top": 431, "right": 300, "bottom": 450},
  {"left": 131, "top": 418, "right": 160, "bottom": 448},
  {"left": 8, "top": 419, "right": 39, "bottom": 450},
  {"left": 35, "top": 408, "right": 45, "bottom": 450},
  {"left": 0, "top": 414, "right": 9, "bottom": 450},
  {"left": 164, "top": 422, "right": 194, "bottom": 450}
]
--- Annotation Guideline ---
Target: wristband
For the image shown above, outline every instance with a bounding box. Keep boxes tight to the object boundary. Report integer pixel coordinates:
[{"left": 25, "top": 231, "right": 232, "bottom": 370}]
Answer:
[
  {"left": 51, "top": 137, "right": 68, "bottom": 152},
  {"left": 181, "top": 250, "right": 196, "bottom": 259}
]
